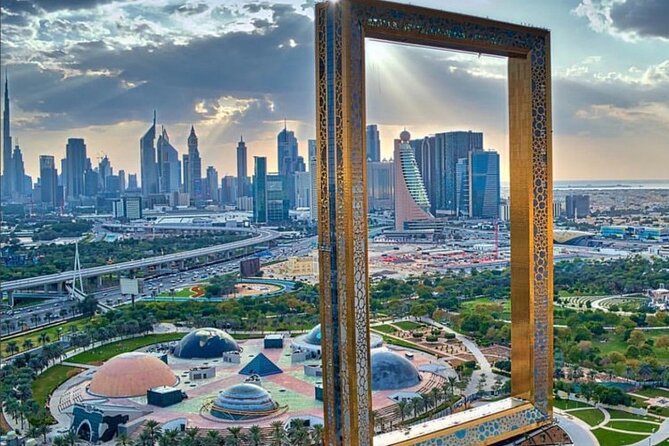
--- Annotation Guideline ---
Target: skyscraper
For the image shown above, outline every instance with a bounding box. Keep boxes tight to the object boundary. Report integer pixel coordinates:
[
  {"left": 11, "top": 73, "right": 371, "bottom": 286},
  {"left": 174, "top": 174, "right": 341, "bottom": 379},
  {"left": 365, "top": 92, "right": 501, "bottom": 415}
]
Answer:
[
  {"left": 455, "top": 157, "right": 469, "bottom": 217},
  {"left": 566, "top": 194, "right": 590, "bottom": 219},
  {"left": 156, "top": 127, "right": 181, "bottom": 194},
  {"left": 442, "top": 131, "right": 483, "bottom": 212},
  {"left": 118, "top": 169, "right": 126, "bottom": 193},
  {"left": 308, "top": 139, "right": 317, "bottom": 220},
  {"left": 182, "top": 154, "right": 190, "bottom": 193},
  {"left": 205, "top": 166, "right": 219, "bottom": 202},
  {"left": 98, "top": 155, "right": 112, "bottom": 192},
  {"left": 187, "top": 126, "right": 202, "bottom": 200},
  {"left": 39, "top": 155, "right": 58, "bottom": 208},
  {"left": 12, "top": 145, "right": 25, "bottom": 199},
  {"left": 294, "top": 171, "right": 311, "bottom": 208},
  {"left": 394, "top": 130, "right": 433, "bottom": 230},
  {"left": 366, "top": 124, "right": 381, "bottom": 162},
  {"left": 469, "top": 150, "right": 500, "bottom": 218},
  {"left": 2, "top": 74, "right": 13, "bottom": 199},
  {"left": 253, "top": 156, "right": 267, "bottom": 223},
  {"left": 221, "top": 175, "right": 237, "bottom": 206},
  {"left": 127, "top": 174, "right": 138, "bottom": 191},
  {"left": 368, "top": 160, "right": 394, "bottom": 211},
  {"left": 277, "top": 125, "right": 299, "bottom": 207},
  {"left": 65, "top": 138, "right": 87, "bottom": 201},
  {"left": 267, "top": 174, "right": 289, "bottom": 223},
  {"left": 236, "top": 136, "right": 248, "bottom": 197},
  {"left": 140, "top": 112, "right": 158, "bottom": 196}
]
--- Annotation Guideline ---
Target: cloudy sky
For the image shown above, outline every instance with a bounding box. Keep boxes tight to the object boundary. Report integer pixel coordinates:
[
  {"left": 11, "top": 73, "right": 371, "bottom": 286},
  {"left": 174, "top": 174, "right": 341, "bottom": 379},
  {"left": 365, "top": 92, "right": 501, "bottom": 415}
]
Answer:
[{"left": 1, "top": 0, "right": 668, "bottom": 182}]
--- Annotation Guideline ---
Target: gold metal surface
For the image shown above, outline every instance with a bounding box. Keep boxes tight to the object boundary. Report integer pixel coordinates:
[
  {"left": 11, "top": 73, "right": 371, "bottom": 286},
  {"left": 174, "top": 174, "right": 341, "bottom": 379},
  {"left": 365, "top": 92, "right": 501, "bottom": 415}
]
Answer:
[{"left": 315, "top": 1, "right": 553, "bottom": 444}]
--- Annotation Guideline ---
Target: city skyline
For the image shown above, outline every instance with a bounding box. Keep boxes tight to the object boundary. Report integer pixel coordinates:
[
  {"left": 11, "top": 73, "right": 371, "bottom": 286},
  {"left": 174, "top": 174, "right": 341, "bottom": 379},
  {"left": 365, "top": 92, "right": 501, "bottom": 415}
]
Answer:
[{"left": 1, "top": 0, "right": 668, "bottom": 181}]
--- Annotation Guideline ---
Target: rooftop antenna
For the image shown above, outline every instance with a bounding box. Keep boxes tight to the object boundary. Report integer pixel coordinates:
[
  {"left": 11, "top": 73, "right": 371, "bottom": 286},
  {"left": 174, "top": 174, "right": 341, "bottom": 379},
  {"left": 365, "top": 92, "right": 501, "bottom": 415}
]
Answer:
[{"left": 153, "top": 109, "right": 156, "bottom": 127}]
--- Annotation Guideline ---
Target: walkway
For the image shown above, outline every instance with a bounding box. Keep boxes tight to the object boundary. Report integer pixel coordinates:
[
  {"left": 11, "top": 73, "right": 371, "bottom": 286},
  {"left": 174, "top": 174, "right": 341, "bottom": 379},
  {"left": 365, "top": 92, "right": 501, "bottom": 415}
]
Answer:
[{"left": 554, "top": 412, "right": 599, "bottom": 446}]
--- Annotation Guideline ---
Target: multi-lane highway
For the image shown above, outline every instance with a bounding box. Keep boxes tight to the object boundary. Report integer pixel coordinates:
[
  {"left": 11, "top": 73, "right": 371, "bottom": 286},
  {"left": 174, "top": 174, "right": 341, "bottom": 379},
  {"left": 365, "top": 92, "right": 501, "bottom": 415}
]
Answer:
[
  {"left": 1, "top": 228, "right": 279, "bottom": 293},
  {"left": 1, "top": 234, "right": 316, "bottom": 337}
]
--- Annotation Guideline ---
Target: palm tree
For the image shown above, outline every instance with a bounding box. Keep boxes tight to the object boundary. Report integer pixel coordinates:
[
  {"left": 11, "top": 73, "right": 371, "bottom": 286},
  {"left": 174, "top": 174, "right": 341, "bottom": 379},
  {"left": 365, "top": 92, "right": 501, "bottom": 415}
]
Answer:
[
  {"left": 143, "top": 419, "right": 163, "bottom": 445},
  {"left": 22, "top": 338, "right": 34, "bottom": 351},
  {"left": 397, "top": 400, "right": 409, "bottom": 422},
  {"left": 54, "top": 436, "right": 68, "bottom": 446},
  {"left": 116, "top": 432, "right": 133, "bottom": 446},
  {"left": 224, "top": 427, "right": 245, "bottom": 446},
  {"left": 311, "top": 424, "right": 324, "bottom": 445},
  {"left": 447, "top": 376, "right": 457, "bottom": 395},
  {"left": 430, "top": 387, "right": 442, "bottom": 406},
  {"left": 248, "top": 425, "right": 263, "bottom": 446},
  {"left": 38, "top": 332, "right": 50, "bottom": 346},
  {"left": 182, "top": 427, "right": 201, "bottom": 446},
  {"left": 158, "top": 429, "right": 178, "bottom": 446},
  {"left": 204, "top": 430, "right": 222, "bottom": 446},
  {"left": 5, "top": 340, "right": 19, "bottom": 356},
  {"left": 270, "top": 421, "right": 286, "bottom": 446}
]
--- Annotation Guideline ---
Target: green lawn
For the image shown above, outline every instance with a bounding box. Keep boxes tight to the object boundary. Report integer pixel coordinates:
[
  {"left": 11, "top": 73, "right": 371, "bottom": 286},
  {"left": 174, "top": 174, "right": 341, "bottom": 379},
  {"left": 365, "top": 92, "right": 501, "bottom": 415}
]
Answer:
[
  {"left": 606, "top": 409, "right": 659, "bottom": 422},
  {"left": 553, "top": 398, "right": 592, "bottom": 410},
  {"left": 634, "top": 387, "right": 669, "bottom": 399},
  {"left": 594, "top": 330, "right": 669, "bottom": 365},
  {"left": 373, "top": 324, "right": 397, "bottom": 334},
  {"left": 394, "top": 321, "right": 423, "bottom": 331},
  {"left": 570, "top": 408, "right": 605, "bottom": 426},
  {"left": 67, "top": 333, "right": 183, "bottom": 364},
  {"left": 607, "top": 420, "right": 660, "bottom": 434},
  {"left": 158, "top": 287, "right": 196, "bottom": 298},
  {"left": 593, "top": 428, "right": 648, "bottom": 446},
  {"left": 1, "top": 317, "right": 90, "bottom": 357},
  {"left": 32, "top": 364, "right": 83, "bottom": 407}
]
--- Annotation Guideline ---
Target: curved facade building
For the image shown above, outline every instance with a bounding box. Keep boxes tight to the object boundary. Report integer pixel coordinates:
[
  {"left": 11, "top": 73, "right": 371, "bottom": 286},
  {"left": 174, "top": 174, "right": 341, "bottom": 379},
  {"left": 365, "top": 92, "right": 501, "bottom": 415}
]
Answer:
[
  {"left": 210, "top": 383, "right": 278, "bottom": 420},
  {"left": 394, "top": 130, "right": 433, "bottom": 230},
  {"left": 370, "top": 349, "right": 422, "bottom": 391},
  {"left": 173, "top": 328, "right": 240, "bottom": 359},
  {"left": 88, "top": 352, "right": 177, "bottom": 398}
]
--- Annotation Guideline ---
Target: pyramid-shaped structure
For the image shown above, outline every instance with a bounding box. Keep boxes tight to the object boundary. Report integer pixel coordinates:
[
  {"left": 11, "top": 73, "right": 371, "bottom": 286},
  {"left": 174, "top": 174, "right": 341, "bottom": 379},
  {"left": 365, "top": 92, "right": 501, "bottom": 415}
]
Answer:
[{"left": 239, "top": 353, "right": 283, "bottom": 377}]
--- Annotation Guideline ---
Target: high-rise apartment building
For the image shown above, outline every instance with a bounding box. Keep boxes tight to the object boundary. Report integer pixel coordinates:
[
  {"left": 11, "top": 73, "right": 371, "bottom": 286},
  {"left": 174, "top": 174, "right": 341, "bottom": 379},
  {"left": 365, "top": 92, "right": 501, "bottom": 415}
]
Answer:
[
  {"left": 277, "top": 126, "right": 299, "bottom": 207},
  {"left": 253, "top": 156, "right": 267, "bottom": 223},
  {"left": 140, "top": 112, "right": 158, "bottom": 196},
  {"left": 39, "top": 155, "right": 58, "bottom": 208},
  {"left": 267, "top": 174, "right": 289, "bottom": 223},
  {"left": 12, "top": 145, "right": 25, "bottom": 199},
  {"left": 455, "top": 150, "right": 500, "bottom": 219},
  {"left": 469, "top": 150, "right": 500, "bottom": 218},
  {"left": 65, "top": 138, "right": 87, "bottom": 201},
  {"left": 366, "top": 124, "right": 381, "bottom": 162},
  {"left": 236, "top": 136, "right": 248, "bottom": 197},
  {"left": 566, "top": 194, "right": 590, "bottom": 219},
  {"left": 394, "top": 130, "right": 433, "bottom": 230},
  {"left": 84, "top": 167, "right": 99, "bottom": 197},
  {"left": 2, "top": 75, "right": 13, "bottom": 199},
  {"left": 205, "top": 166, "right": 219, "bottom": 202},
  {"left": 98, "top": 155, "right": 112, "bottom": 192},
  {"left": 182, "top": 154, "right": 190, "bottom": 193},
  {"left": 367, "top": 160, "right": 394, "bottom": 211},
  {"left": 156, "top": 127, "right": 181, "bottom": 194},
  {"left": 443, "top": 131, "right": 483, "bottom": 212},
  {"left": 187, "top": 126, "right": 202, "bottom": 200},
  {"left": 127, "top": 174, "right": 138, "bottom": 191},
  {"left": 118, "top": 169, "right": 126, "bottom": 193},
  {"left": 220, "top": 176, "right": 237, "bottom": 206},
  {"left": 294, "top": 171, "right": 311, "bottom": 209}
]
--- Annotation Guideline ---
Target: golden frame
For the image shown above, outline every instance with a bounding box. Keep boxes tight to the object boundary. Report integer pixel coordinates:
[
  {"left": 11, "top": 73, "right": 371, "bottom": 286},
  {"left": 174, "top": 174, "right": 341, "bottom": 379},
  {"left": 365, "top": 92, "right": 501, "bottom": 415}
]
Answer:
[{"left": 315, "top": 1, "right": 553, "bottom": 444}]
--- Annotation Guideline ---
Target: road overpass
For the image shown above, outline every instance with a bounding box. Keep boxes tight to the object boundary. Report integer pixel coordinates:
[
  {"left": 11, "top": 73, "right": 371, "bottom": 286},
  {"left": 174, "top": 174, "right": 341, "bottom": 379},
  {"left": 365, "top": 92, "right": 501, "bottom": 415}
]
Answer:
[{"left": 1, "top": 228, "right": 280, "bottom": 296}]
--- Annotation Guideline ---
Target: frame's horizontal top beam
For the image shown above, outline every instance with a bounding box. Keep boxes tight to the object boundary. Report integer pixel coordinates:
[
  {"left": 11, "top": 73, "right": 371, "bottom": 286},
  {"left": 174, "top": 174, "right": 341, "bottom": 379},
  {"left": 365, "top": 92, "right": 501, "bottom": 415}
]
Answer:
[{"left": 317, "top": 0, "right": 549, "bottom": 59}]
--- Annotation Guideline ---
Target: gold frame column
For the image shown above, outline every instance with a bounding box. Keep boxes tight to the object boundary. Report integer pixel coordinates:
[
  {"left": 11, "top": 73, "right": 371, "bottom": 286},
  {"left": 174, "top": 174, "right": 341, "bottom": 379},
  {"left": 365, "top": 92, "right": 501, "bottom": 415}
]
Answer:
[{"left": 315, "top": 2, "right": 373, "bottom": 445}]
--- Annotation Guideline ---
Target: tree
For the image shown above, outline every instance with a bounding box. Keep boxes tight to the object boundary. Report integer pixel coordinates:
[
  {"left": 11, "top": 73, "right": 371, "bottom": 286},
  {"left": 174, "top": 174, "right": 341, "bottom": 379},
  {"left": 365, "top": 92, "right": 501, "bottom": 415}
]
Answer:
[
  {"left": 225, "top": 427, "right": 245, "bottom": 446},
  {"left": 248, "top": 425, "right": 262, "bottom": 446},
  {"left": 311, "top": 424, "right": 324, "bottom": 445},
  {"left": 142, "top": 419, "right": 163, "bottom": 445},
  {"left": 397, "top": 400, "right": 408, "bottom": 422},
  {"left": 5, "top": 340, "right": 19, "bottom": 356},
  {"left": 269, "top": 421, "right": 286, "bottom": 446},
  {"left": 628, "top": 330, "right": 646, "bottom": 347},
  {"left": 656, "top": 335, "right": 669, "bottom": 350}
]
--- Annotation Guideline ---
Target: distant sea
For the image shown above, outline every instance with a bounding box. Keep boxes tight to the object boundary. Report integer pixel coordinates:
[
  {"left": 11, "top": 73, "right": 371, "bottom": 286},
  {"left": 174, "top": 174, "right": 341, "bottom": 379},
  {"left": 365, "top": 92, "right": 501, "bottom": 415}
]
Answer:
[
  {"left": 553, "top": 180, "right": 669, "bottom": 190},
  {"left": 502, "top": 180, "right": 669, "bottom": 190}
]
